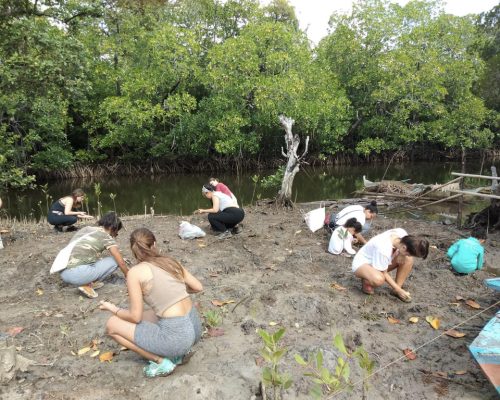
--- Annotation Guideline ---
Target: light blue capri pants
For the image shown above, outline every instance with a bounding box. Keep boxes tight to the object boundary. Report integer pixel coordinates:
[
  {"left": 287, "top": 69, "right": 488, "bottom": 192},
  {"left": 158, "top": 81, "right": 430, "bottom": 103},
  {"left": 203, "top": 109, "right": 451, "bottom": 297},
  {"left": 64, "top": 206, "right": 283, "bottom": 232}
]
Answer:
[
  {"left": 134, "top": 306, "right": 202, "bottom": 359},
  {"left": 60, "top": 256, "right": 118, "bottom": 286}
]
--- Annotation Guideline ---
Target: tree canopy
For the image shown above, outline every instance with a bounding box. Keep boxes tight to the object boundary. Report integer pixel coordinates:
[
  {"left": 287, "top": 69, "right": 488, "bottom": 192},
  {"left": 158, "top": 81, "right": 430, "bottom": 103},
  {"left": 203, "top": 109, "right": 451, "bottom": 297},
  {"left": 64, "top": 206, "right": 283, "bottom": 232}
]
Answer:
[{"left": 0, "top": 0, "right": 497, "bottom": 188}]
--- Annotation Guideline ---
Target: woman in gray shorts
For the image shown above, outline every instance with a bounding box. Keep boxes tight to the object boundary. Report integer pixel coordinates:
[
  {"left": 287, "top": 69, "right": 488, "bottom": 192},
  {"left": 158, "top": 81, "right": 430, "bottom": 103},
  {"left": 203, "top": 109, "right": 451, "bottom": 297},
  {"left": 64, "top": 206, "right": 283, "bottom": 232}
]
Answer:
[{"left": 99, "top": 228, "right": 203, "bottom": 378}]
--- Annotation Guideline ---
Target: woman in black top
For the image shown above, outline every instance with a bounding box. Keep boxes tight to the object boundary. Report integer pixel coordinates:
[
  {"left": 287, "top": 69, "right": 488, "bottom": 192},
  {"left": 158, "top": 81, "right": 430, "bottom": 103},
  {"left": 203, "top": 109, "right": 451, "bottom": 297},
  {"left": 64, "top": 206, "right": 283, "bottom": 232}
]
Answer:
[{"left": 47, "top": 188, "right": 93, "bottom": 232}]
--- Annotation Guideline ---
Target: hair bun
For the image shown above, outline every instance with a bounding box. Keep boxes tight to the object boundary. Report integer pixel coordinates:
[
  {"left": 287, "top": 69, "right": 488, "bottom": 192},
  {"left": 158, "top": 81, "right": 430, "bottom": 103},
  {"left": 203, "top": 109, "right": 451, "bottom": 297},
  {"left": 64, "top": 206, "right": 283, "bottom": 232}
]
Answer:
[{"left": 370, "top": 200, "right": 377, "bottom": 206}]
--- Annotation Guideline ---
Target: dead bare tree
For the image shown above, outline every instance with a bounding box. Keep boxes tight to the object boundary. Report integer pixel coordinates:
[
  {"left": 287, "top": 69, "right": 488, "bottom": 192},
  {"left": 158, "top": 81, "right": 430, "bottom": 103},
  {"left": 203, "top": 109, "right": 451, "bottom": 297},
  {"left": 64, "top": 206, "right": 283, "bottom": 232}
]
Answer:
[{"left": 276, "top": 115, "right": 309, "bottom": 207}]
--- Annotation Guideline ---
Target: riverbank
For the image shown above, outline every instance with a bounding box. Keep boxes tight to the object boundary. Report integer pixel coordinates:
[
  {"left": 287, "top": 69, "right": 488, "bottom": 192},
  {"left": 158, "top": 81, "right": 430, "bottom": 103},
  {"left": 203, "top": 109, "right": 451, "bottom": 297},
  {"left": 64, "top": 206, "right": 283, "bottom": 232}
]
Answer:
[{"left": 0, "top": 204, "right": 498, "bottom": 399}]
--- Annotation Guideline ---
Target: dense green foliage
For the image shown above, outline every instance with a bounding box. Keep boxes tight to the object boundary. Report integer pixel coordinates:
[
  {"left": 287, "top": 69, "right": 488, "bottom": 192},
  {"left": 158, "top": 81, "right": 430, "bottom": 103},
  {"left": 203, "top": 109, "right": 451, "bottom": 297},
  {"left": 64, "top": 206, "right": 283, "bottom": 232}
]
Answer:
[{"left": 0, "top": 0, "right": 498, "bottom": 188}]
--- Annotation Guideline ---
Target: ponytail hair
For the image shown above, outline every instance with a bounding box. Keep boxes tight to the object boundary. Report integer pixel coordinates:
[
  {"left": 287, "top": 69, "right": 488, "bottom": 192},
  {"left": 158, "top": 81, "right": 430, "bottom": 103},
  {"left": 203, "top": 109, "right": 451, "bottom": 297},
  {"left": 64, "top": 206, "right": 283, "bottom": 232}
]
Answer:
[
  {"left": 343, "top": 217, "right": 362, "bottom": 234},
  {"left": 364, "top": 200, "right": 378, "bottom": 215},
  {"left": 130, "top": 228, "right": 184, "bottom": 280},
  {"left": 401, "top": 235, "right": 429, "bottom": 259}
]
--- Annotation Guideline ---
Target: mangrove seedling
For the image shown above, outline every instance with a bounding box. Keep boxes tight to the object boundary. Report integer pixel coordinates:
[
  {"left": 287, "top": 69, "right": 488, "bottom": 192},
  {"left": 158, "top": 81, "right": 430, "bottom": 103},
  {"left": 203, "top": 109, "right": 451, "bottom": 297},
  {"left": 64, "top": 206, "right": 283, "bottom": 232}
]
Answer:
[
  {"left": 257, "top": 327, "right": 292, "bottom": 400},
  {"left": 203, "top": 309, "right": 222, "bottom": 328},
  {"left": 109, "top": 193, "right": 117, "bottom": 213},
  {"left": 94, "top": 183, "right": 102, "bottom": 218},
  {"left": 294, "top": 333, "right": 375, "bottom": 399}
]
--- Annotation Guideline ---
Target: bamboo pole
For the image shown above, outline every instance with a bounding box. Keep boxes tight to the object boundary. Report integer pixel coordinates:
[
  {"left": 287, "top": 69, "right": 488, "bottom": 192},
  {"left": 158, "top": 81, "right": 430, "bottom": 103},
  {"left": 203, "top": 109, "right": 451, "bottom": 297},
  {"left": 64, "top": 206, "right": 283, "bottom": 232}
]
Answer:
[
  {"left": 415, "top": 194, "right": 462, "bottom": 208},
  {"left": 450, "top": 190, "right": 500, "bottom": 200},
  {"left": 451, "top": 172, "right": 500, "bottom": 181}
]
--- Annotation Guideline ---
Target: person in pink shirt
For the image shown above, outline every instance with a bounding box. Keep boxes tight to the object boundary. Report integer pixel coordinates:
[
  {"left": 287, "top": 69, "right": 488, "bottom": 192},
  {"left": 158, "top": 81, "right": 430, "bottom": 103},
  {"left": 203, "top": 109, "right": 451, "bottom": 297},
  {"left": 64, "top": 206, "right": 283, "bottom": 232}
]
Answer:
[{"left": 209, "top": 178, "right": 237, "bottom": 203}]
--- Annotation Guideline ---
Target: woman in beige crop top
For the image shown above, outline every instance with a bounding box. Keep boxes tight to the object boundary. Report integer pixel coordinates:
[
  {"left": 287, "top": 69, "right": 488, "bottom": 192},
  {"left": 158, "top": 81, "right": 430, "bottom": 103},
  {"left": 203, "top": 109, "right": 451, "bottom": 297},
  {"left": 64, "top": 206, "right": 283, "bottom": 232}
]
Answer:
[{"left": 99, "top": 228, "right": 203, "bottom": 378}]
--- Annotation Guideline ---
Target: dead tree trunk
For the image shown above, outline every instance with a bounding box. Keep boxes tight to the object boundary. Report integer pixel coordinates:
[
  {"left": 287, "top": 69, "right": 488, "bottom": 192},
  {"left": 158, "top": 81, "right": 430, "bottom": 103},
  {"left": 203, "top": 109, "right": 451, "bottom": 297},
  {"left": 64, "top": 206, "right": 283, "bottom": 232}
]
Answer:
[{"left": 276, "top": 115, "right": 309, "bottom": 207}]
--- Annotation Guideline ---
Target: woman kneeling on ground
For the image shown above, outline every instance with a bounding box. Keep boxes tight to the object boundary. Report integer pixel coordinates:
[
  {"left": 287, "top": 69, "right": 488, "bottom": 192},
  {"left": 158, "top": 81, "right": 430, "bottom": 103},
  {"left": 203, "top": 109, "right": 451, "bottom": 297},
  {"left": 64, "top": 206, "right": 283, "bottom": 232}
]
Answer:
[
  {"left": 48, "top": 188, "right": 93, "bottom": 232},
  {"left": 60, "top": 211, "right": 128, "bottom": 298},
  {"left": 196, "top": 183, "right": 245, "bottom": 239},
  {"left": 352, "top": 228, "right": 429, "bottom": 302},
  {"left": 99, "top": 228, "right": 203, "bottom": 378}
]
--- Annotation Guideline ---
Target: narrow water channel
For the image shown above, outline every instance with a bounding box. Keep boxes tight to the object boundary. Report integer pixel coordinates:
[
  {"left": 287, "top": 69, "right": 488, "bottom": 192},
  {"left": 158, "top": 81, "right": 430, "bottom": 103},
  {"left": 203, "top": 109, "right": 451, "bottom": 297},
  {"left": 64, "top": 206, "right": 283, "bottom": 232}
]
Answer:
[{"left": 1, "top": 161, "right": 495, "bottom": 220}]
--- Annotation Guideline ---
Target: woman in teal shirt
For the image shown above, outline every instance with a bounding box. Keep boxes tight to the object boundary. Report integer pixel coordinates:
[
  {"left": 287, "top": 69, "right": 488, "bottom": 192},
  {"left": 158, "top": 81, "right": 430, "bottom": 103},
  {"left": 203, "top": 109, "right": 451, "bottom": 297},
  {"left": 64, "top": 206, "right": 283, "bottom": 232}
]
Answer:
[{"left": 447, "top": 227, "right": 486, "bottom": 274}]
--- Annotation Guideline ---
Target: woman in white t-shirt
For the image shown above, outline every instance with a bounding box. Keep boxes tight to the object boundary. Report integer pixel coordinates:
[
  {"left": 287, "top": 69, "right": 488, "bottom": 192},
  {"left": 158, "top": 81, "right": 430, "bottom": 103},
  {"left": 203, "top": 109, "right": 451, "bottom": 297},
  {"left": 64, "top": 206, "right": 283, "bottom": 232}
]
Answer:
[
  {"left": 333, "top": 201, "right": 378, "bottom": 244},
  {"left": 352, "top": 228, "right": 429, "bottom": 302},
  {"left": 196, "top": 184, "right": 245, "bottom": 239}
]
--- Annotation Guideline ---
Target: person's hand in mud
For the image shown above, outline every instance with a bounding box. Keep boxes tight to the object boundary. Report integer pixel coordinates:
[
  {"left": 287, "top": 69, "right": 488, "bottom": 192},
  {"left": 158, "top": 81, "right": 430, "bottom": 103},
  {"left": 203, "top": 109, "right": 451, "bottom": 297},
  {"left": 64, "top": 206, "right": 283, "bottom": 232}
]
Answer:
[
  {"left": 99, "top": 300, "right": 119, "bottom": 314},
  {"left": 77, "top": 212, "right": 94, "bottom": 220},
  {"left": 195, "top": 209, "right": 206, "bottom": 214},
  {"left": 396, "top": 288, "right": 411, "bottom": 301}
]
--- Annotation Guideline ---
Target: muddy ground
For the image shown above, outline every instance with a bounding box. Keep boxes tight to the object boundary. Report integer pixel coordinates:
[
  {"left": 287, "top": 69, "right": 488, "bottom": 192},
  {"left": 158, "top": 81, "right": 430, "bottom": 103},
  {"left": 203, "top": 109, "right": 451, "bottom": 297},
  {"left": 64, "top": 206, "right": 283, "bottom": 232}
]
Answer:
[{"left": 0, "top": 202, "right": 499, "bottom": 400}]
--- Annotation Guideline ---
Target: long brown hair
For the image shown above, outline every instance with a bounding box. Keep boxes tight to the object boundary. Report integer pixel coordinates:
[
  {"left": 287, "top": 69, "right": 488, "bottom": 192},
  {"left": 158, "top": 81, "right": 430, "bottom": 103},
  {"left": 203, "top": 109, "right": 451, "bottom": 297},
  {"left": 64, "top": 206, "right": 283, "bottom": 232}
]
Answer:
[
  {"left": 130, "top": 228, "right": 184, "bottom": 280},
  {"left": 71, "top": 188, "right": 85, "bottom": 207}
]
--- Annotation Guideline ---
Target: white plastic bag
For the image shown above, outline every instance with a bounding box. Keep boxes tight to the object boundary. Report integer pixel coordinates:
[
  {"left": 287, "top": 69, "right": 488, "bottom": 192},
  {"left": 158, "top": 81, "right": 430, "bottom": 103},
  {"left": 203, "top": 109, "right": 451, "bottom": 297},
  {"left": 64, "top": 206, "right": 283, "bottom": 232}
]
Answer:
[
  {"left": 303, "top": 205, "right": 325, "bottom": 233},
  {"left": 179, "top": 221, "right": 206, "bottom": 240},
  {"left": 50, "top": 230, "right": 96, "bottom": 274}
]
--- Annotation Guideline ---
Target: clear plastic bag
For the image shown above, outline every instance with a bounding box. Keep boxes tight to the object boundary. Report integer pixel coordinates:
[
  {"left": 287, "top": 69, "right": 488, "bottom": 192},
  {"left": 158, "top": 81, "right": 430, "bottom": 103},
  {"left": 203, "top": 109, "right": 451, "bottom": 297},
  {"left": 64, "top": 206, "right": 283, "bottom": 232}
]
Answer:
[{"left": 178, "top": 221, "right": 206, "bottom": 240}]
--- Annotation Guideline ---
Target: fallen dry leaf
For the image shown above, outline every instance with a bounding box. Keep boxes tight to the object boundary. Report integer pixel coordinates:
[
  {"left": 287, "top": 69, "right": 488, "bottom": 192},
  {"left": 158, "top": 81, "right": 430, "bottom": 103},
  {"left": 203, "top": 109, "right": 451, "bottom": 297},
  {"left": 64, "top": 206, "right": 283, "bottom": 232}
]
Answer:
[
  {"left": 255, "top": 356, "right": 265, "bottom": 367},
  {"left": 387, "top": 316, "right": 400, "bottom": 324},
  {"left": 436, "top": 371, "right": 447, "bottom": 378},
  {"left": 444, "top": 329, "right": 466, "bottom": 338},
  {"left": 425, "top": 316, "right": 440, "bottom": 330},
  {"left": 70, "top": 351, "right": 76, "bottom": 356},
  {"left": 454, "top": 370, "right": 467, "bottom": 375},
  {"left": 207, "top": 327, "right": 224, "bottom": 337},
  {"left": 36, "top": 288, "right": 44, "bottom": 296},
  {"left": 99, "top": 351, "right": 114, "bottom": 362},
  {"left": 198, "top": 243, "right": 206, "bottom": 248},
  {"left": 77, "top": 346, "right": 91, "bottom": 356},
  {"left": 449, "top": 302, "right": 461, "bottom": 307},
  {"left": 90, "top": 350, "right": 100, "bottom": 358},
  {"left": 403, "top": 349, "right": 417, "bottom": 360},
  {"left": 294, "top": 230, "right": 302, "bottom": 235},
  {"left": 7, "top": 326, "right": 24, "bottom": 337},
  {"left": 465, "top": 299, "right": 481, "bottom": 309},
  {"left": 455, "top": 295, "right": 464, "bottom": 301},
  {"left": 0, "top": 229, "right": 9, "bottom": 234},
  {"left": 330, "top": 282, "right": 347, "bottom": 291},
  {"left": 209, "top": 273, "right": 219, "bottom": 278},
  {"left": 269, "top": 321, "right": 278, "bottom": 326},
  {"left": 408, "top": 317, "right": 419, "bottom": 324},
  {"left": 211, "top": 299, "right": 235, "bottom": 307},
  {"left": 119, "top": 346, "right": 128, "bottom": 351}
]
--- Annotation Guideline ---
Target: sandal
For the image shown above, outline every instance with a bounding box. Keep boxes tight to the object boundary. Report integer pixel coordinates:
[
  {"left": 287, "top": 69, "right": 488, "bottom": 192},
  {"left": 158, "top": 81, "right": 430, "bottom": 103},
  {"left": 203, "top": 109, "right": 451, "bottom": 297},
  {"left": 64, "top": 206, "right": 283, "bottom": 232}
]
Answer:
[
  {"left": 172, "top": 350, "right": 195, "bottom": 366},
  {"left": 390, "top": 291, "right": 412, "bottom": 303},
  {"left": 78, "top": 285, "right": 98, "bottom": 299},
  {"left": 362, "top": 279, "right": 374, "bottom": 295},
  {"left": 143, "top": 358, "right": 176, "bottom": 378},
  {"left": 90, "top": 281, "right": 105, "bottom": 290}
]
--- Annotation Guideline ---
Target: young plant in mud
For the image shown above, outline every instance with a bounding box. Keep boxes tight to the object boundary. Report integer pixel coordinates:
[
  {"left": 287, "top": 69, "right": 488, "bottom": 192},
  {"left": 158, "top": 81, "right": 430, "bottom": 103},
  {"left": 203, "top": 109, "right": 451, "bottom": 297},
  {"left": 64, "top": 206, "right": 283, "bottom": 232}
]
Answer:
[
  {"left": 40, "top": 183, "right": 51, "bottom": 215},
  {"left": 203, "top": 309, "right": 223, "bottom": 328},
  {"left": 294, "top": 333, "right": 375, "bottom": 399},
  {"left": 109, "top": 193, "right": 117, "bottom": 213},
  {"left": 251, "top": 174, "right": 260, "bottom": 205},
  {"left": 94, "top": 183, "right": 102, "bottom": 218},
  {"left": 258, "top": 327, "right": 292, "bottom": 400}
]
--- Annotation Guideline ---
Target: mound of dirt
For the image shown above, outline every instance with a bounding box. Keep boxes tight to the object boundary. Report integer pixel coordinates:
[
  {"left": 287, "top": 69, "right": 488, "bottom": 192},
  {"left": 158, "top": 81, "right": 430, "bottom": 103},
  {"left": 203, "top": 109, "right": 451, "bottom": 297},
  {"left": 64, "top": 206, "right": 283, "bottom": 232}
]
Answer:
[{"left": 0, "top": 204, "right": 498, "bottom": 399}]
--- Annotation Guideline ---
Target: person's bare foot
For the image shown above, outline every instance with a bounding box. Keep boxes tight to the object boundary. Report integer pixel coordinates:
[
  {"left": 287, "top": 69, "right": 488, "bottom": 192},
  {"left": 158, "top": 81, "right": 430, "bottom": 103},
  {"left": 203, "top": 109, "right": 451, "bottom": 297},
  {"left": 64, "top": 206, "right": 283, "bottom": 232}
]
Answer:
[{"left": 361, "top": 279, "right": 374, "bottom": 295}]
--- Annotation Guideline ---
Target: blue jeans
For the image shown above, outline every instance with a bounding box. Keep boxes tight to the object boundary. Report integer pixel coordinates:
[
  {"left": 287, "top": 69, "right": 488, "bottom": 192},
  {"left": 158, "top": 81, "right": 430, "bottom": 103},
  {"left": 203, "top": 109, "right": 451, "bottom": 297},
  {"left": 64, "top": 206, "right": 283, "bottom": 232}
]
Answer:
[{"left": 60, "top": 256, "right": 117, "bottom": 286}]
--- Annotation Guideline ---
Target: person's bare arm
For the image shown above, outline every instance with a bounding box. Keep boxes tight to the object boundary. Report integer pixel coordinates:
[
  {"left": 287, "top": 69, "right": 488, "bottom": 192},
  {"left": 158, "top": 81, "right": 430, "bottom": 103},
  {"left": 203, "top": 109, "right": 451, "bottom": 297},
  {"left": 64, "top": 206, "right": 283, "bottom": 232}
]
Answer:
[
  {"left": 197, "top": 196, "right": 220, "bottom": 214},
  {"left": 108, "top": 245, "right": 128, "bottom": 277},
  {"left": 183, "top": 267, "right": 203, "bottom": 293},
  {"left": 383, "top": 271, "right": 410, "bottom": 299},
  {"left": 354, "top": 233, "right": 367, "bottom": 245},
  {"left": 99, "top": 268, "right": 143, "bottom": 322}
]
